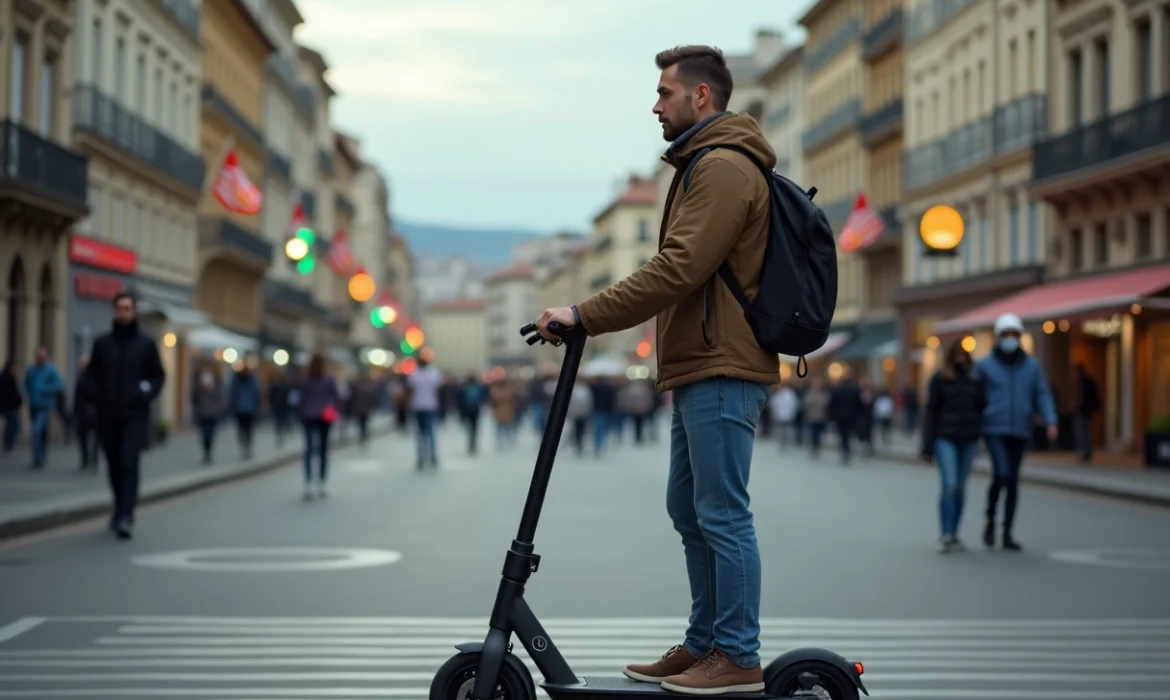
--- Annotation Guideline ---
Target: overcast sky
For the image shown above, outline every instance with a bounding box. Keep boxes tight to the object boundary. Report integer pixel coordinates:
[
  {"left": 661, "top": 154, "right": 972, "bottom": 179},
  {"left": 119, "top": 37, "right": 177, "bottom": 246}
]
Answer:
[{"left": 294, "top": 0, "right": 808, "bottom": 233}]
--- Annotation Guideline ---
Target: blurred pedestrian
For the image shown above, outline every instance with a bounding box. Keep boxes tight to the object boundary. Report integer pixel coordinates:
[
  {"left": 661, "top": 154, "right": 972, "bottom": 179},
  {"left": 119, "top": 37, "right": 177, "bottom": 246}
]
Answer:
[
  {"left": 191, "top": 366, "right": 226, "bottom": 464},
  {"left": 620, "top": 378, "right": 655, "bottom": 444},
  {"left": 269, "top": 372, "right": 293, "bottom": 446},
  {"left": 489, "top": 378, "right": 518, "bottom": 448},
  {"left": 873, "top": 389, "right": 895, "bottom": 445},
  {"left": 24, "top": 346, "right": 64, "bottom": 469},
  {"left": 978, "top": 312, "right": 1058, "bottom": 550},
  {"left": 406, "top": 354, "right": 442, "bottom": 469},
  {"left": 802, "top": 377, "right": 830, "bottom": 457},
  {"left": 297, "top": 353, "right": 340, "bottom": 500},
  {"left": 768, "top": 383, "right": 799, "bottom": 448},
  {"left": 457, "top": 373, "right": 487, "bottom": 455},
  {"left": 1073, "top": 363, "right": 1100, "bottom": 462},
  {"left": 856, "top": 376, "right": 875, "bottom": 456},
  {"left": 74, "top": 355, "right": 99, "bottom": 470},
  {"left": 536, "top": 44, "right": 777, "bottom": 694},
  {"left": 0, "top": 359, "right": 21, "bottom": 452},
  {"left": 566, "top": 372, "right": 593, "bottom": 456},
  {"left": 828, "top": 371, "right": 863, "bottom": 465},
  {"left": 79, "top": 292, "right": 166, "bottom": 539},
  {"left": 349, "top": 371, "right": 379, "bottom": 445},
  {"left": 229, "top": 365, "right": 260, "bottom": 460},
  {"left": 589, "top": 377, "right": 617, "bottom": 456},
  {"left": 922, "top": 339, "right": 986, "bottom": 553}
]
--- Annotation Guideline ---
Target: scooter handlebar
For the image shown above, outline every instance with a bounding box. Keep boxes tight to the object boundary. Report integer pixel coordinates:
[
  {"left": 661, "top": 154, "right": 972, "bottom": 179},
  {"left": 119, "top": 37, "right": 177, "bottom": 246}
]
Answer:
[{"left": 520, "top": 320, "right": 586, "bottom": 347}]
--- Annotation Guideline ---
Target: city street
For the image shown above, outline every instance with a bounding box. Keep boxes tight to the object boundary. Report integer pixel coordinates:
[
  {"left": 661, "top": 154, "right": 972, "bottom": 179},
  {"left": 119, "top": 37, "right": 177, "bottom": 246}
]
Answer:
[{"left": 1, "top": 418, "right": 1169, "bottom": 699}]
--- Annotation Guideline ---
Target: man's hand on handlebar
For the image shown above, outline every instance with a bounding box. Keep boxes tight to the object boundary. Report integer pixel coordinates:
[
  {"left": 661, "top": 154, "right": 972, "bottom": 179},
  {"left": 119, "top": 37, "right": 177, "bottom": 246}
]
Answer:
[{"left": 537, "top": 307, "right": 577, "bottom": 344}]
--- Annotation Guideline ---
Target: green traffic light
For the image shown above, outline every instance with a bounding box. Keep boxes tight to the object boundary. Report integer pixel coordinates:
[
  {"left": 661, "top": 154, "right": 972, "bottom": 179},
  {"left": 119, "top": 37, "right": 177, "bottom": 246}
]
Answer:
[
  {"left": 399, "top": 339, "right": 414, "bottom": 355},
  {"left": 296, "top": 256, "right": 315, "bottom": 275},
  {"left": 370, "top": 308, "right": 385, "bottom": 328},
  {"left": 296, "top": 226, "right": 315, "bottom": 243}
]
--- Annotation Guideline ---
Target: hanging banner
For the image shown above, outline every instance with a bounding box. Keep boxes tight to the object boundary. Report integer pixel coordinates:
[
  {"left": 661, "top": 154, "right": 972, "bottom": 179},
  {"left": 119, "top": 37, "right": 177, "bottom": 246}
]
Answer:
[
  {"left": 211, "top": 148, "right": 262, "bottom": 215},
  {"left": 838, "top": 193, "right": 885, "bottom": 253}
]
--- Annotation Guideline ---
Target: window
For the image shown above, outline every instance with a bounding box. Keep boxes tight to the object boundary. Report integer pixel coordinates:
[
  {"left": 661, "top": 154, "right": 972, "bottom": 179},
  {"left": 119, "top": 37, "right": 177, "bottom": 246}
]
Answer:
[
  {"left": 1008, "top": 39, "right": 1018, "bottom": 99},
  {"left": 136, "top": 55, "right": 146, "bottom": 111},
  {"left": 1136, "top": 213, "right": 1152, "bottom": 259},
  {"left": 1026, "top": 30, "right": 1036, "bottom": 92},
  {"left": 1026, "top": 202, "right": 1038, "bottom": 262},
  {"left": 154, "top": 68, "right": 163, "bottom": 123},
  {"left": 39, "top": 58, "right": 55, "bottom": 136},
  {"left": 114, "top": 37, "right": 126, "bottom": 102},
  {"left": 1008, "top": 203, "right": 1020, "bottom": 266},
  {"left": 637, "top": 219, "right": 651, "bottom": 242},
  {"left": 1093, "top": 222, "right": 1109, "bottom": 266},
  {"left": 1095, "top": 39, "right": 1110, "bottom": 118},
  {"left": 1069, "top": 49, "right": 1083, "bottom": 126},
  {"left": 1137, "top": 19, "right": 1153, "bottom": 102},
  {"left": 170, "top": 82, "right": 178, "bottom": 131},
  {"left": 112, "top": 194, "right": 125, "bottom": 245},
  {"left": 91, "top": 20, "right": 102, "bottom": 87},
  {"left": 1069, "top": 228, "right": 1083, "bottom": 271},
  {"left": 10, "top": 34, "right": 27, "bottom": 124},
  {"left": 979, "top": 214, "right": 989, "bottom": 271}
]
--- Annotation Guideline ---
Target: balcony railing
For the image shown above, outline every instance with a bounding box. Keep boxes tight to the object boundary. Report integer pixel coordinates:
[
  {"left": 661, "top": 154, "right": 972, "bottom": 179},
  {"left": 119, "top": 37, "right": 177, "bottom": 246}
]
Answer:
[
  {"left": 805, "top": 17, "right": 861, "bottom": 74},
  {"left": 903, "top": 115, "right": 995, "bottom": 191},
  {"left": 994, "top": 93, "right": 1048, "bottom": 155},
  {"left": 862, "top": 8, "right": 903, "bottom": 61},
  {"left": 201, "top": 84, "right": 264, "bottom": 146},
  {"left": 904, "top": 140, "right": 945, "bottom": 191},
  {"left": 266, "top": 149, "right": 291, "bottom": 183},
  {"left": 907, "top": 0, "right": 974, "bottom": 45},
  {"left": 301, "top": 191, "right": 316, "bottom": 221},
  {"left": 1033, "top": 93, "right": 1170, "bottom": 183},
  {"left": 860, "top": 97, "right": 903, "bottom": 147},
  {"left": 153, "top": 0, "right": 199, "bottom": 40},
  {"left": 0, "top": 118, "right": 88, "bottom": 212},
  {"left": 74, "top": 85, "right": 205, "bottom": 191},
  {"left": 317, "top": 148, "right": 334, "bottom": 176},
  {"left": 201, "top": 218, "right": 273, "bottom": 266},
  {"left": 802, "top": 98, "right": 862, "bottom": 153},
  {"left": 263, "top": 278, "right": 321, "bottom": 316},
  {"left": 334, "top": 193, "right": 355, "bottom": 219}
]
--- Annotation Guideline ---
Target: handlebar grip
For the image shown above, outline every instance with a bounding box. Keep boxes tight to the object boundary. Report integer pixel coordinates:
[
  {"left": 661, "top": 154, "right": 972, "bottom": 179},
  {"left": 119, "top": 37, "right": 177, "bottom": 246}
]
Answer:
[
  {"left": 519, "top": 322, "right": 538, "bottom": 336},
  {"left": 526, "top": 334, "right": 543, "bottom": 346}
]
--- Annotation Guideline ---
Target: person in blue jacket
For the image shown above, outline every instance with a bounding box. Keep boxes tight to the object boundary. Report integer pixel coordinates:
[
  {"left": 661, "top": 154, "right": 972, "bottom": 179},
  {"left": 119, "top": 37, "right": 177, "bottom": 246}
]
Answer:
[
  {"left": 24, "top": 346, "right": 65, "bottom": 469},
  {"left": 976, "top": 312, "right": 1058, "bottom": 550}
]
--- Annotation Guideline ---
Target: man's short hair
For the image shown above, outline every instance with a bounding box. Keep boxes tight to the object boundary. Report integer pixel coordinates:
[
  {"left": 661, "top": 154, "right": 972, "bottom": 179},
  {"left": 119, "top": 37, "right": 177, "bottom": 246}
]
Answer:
[
  {"left": 112, "top": 290, "right": 136, "bottom": 308},
  {"left": 655, "top": 45, "right": 734, "bottom": 111}
]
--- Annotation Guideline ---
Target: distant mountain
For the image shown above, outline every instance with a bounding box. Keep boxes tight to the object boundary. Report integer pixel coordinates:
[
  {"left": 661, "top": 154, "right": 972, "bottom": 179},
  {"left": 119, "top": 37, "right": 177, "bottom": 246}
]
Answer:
[{"left": 394, "top": 220, "right": 546, "bottom": 266}]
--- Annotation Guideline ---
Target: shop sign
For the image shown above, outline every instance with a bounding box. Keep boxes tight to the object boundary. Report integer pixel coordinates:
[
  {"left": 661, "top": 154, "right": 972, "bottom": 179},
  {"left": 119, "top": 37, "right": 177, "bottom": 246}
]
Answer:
[
  {"left": 75, "top": 273, "right": 125, "bottom": 301},
  {"left": 70, "top": 235, "right": 137, "bottom": 274},
  {"left": 1082, "top": 315, "right": 1122, "bottom": 339}
]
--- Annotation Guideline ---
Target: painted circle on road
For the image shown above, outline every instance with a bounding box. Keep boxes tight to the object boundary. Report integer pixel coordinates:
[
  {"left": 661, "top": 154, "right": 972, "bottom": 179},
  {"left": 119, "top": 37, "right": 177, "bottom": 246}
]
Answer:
[
  {"left": 132, "top": 547, "right": 403, "bottom": 572},
  {"left": 1048, "top": 547, "right": 1170, "bottom": 571}
]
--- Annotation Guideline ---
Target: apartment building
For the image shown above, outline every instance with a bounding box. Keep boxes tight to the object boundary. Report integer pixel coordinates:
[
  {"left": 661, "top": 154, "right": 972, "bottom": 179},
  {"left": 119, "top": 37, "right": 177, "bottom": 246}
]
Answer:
[
  {"left": 939, "top": 0, "right": 1170, "bottom": 456},
  {"left": 894, "top": 0, "right": 1051, "bottom": 392},
  {"left": 243, "top": 0, "right": 323, "bottom": 367},
  {"left": 0, "top": 0, "right": 88, "bottom": 378},
  {"left": 386, "top": 233, "right": 418, "bottom": 322},
  {"left": 726, "top": 29, "right": 788, "bottom": 117},
  {"left": 758, "top": 44, "right": 805, "bottom": 185},
  {"left": 348, "top": 152, "right": 391, "bottom": 351},
  {"left": 799, "top": 0, "right": 867, "bottom": 371},
  {"left": 194, "top": 0, "right": 274, "bottom": 346},
  {"left": 423, "top": 298, "right": 487, "bottom": 376},
  {"left": 68, "top": 0, "right": 202, "bottom": 426},
  {"left": 582, "top": 175, "right": 657, "bottom": 360},
  {"left": 513, "top": 231, "right": 585, "bottom": 283},
  {"left": 484, "top": 265, "right": 537, "bottom": 368},
  {"left": 535, "top": 247, "right": 587, "bottom": 367},
  {"left": 834, "top": 0, "right": 904, "bottom": 384}
]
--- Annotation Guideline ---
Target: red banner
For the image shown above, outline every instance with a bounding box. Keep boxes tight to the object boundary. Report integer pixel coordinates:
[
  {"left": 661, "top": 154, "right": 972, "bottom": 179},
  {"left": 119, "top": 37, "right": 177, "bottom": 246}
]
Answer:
[
  {"left": 75, "top": 273, "right": 125, "bottom": 300},
  {"left": 838, "top": 193, "right": 885, "bottom": 253},
  {"left": 70, "top": 235, "right": 137, "bottom": 274},
  {"left": 211, "top": 148, "right": 262, "bottom": 215}
]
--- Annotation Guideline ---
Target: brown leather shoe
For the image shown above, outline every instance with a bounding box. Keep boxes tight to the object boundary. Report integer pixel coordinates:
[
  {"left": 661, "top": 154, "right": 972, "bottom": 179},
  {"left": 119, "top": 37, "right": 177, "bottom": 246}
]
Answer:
[
  {"left": 623, "top": 644, "right": 701, "bottom": 683},
  {"left": 660, "top": 649, "right": 764, "bottom": 695}
]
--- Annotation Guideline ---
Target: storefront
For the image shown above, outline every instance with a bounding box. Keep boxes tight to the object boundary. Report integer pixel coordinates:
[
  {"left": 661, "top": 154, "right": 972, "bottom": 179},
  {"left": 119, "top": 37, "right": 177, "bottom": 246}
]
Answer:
[
  {"left": 894, "top": 265, "right": 1045, "bottom": 398},
  {"left": 67, "top": 235, "right": 137, "bottom": 385},
  {"left": 131, "top": 277, "right": 208, "bottom": 430},
  {"left": 778, "top": 328, "right": 854, "bottom": 381},
  {"left": 932, "top": 263, "right": 1170, "bottom": 457},
  {"left": 835, "top": 321, "right": 899, "bottom": 388}
]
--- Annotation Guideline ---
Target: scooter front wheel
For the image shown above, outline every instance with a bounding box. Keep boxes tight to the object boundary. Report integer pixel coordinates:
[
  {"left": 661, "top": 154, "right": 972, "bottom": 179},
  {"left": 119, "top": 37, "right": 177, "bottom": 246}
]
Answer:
[
  {"left": 429, "top": 651, "right": 536, "bottom": 700},
  {"left": 766, "top": 660, "right": 860, "bottom": 700}
]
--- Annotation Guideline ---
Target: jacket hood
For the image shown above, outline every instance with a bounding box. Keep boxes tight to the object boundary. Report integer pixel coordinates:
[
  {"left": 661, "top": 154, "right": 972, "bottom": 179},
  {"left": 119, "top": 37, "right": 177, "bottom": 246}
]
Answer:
[{"left": 664, "top": 111, "right": 777, "bottom": 170}]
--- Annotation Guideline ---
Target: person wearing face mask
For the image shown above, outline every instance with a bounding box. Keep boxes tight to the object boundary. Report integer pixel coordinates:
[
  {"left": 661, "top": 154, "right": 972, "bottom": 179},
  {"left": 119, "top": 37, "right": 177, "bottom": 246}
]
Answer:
[
  {"left": 922, "top": 339, "right": 987, "bottom": 552},
  {"left": 975, "top": 312, "right": 1057, "bottom": 551}
]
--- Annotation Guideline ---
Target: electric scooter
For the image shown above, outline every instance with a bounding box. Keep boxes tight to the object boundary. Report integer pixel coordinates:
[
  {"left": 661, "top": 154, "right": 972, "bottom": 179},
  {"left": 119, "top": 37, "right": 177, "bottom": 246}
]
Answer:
[{"left": 429, "top": 321, "right": 867, "bottom": 700}]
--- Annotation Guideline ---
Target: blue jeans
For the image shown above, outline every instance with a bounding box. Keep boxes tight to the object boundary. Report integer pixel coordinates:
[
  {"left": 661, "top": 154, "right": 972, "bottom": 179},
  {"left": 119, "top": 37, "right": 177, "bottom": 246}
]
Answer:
[
  {"left": 984, "top": 435, "right": 1027, "bottom": 531},
  {"left": 302, "top": 419, "right": 331, "bottom": 482},
  {"left": 666, "top": 378, "right": 769, "bottom": 669},
  {"left": 415, "top": 410, "right": 437, "bottom": 463},
  {"left": 31, "top": 409, "right": 51, "bottom": 465},
  {"left": 591, "top": 411, "right": 612, "bottom": 454},
  {"left": 934, "top": 438, "right": 977, "bottom": 537}
]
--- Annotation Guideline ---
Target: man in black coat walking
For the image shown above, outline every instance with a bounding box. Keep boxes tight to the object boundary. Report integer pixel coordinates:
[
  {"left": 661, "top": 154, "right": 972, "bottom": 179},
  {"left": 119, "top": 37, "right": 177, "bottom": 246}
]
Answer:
[{"left": 80, "top": 292, "right": 166, "bottom": 539}]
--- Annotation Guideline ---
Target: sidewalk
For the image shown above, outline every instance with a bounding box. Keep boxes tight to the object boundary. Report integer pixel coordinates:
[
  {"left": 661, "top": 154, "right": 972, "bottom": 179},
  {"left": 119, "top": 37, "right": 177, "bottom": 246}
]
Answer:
[
  {"left": 872, "top": 429, "right": 1170, "bottom": 507},
  {"left": 0, "top": 414, "right": 392, "bottom": 541}
]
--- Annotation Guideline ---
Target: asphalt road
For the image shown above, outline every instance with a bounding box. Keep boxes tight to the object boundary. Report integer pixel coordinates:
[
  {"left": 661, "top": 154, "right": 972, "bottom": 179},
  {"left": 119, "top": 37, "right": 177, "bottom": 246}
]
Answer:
[{"left": 2, "top": 415, "right": 1169, "bottom": 700}]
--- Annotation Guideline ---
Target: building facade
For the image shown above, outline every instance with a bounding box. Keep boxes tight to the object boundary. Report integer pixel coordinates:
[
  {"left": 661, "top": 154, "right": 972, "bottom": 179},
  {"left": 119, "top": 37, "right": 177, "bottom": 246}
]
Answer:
[
  {"left": 195, "top": 0, "right": 274, "bottom": 351},
  {"left": 895, "top": 0, "right": 1051, "bottom": 393},
  {"left": 758, "top": 44, "right": 806, "bottom": 186},
  {"left": 800, "top": 0, "right": 867, "bottom": 371},
  {"left": 1, "top": 0, "right": 88, "bottom": 380},
  {"left": 937, "top": 0, "right": 1170, "bottom": 457},
  {"left": 386, "top": 233, "right": 419, "bottom": 322},
  {"left": 348, "top": 149, "right": 390, "bottom": 352},
  {"left": 423, "top": 298, "right": 487, "bottom": 376},
  {"left": 484, "top": 265, "right": 536, "bottom": 368},
  {"left": 535, "top": 247, "right": 587, "bottom": 367}
]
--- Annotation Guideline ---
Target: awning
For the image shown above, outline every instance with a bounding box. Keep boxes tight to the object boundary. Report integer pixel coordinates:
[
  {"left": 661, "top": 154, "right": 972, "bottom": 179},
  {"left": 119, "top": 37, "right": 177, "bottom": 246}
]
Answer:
[
  {"left": 780, "top": 331, "right": 852, "bottom": 363},
  {"left": 871, "top": 339, "right": 899, "bottom": 358},
  {"left": 836, "top": 322, "right": 897, "bottom": 361},
  {"left": 187, "top": 325, "right": 259, "bottom": 352},
  {"left": 138, "top": 301, "right": 208, "bottom": 330},
  {"left": 933, "top": 264, "right": 1170, "bottom": 336}
]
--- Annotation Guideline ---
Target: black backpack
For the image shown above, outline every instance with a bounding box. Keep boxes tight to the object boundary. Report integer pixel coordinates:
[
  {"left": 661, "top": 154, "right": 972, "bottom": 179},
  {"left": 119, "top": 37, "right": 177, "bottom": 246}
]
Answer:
[{"left": 682, "top": 145, "right": 838, "bottom": 377}]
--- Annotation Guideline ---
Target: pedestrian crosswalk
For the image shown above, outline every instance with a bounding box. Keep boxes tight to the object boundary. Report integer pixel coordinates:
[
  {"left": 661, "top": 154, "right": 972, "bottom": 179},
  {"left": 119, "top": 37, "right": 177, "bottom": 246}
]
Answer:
[{"left": 2, "top": 616, "right": 1170, "bottom": 698}]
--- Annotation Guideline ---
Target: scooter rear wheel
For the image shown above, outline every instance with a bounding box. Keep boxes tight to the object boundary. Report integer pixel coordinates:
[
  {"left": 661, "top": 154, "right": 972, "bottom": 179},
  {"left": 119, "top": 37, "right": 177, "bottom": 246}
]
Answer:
[
  {"left": 429, "top": 651, "right": 536, "bottom": 700},
  {"left": 765, "top": 660, "right": 859, "bottom": 700}
]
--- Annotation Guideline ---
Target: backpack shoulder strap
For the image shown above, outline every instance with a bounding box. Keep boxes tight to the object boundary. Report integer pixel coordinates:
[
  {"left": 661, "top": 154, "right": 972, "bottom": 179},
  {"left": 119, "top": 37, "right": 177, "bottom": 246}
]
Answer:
[{"left": 682, "top": 145, "right": 770, "bottom": 193}]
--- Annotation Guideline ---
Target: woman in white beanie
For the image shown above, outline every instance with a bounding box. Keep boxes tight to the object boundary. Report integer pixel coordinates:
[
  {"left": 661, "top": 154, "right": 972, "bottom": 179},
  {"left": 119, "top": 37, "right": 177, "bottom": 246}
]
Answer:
[{"left": 974, "top": 312, "right": 1058, "bottom": 550}]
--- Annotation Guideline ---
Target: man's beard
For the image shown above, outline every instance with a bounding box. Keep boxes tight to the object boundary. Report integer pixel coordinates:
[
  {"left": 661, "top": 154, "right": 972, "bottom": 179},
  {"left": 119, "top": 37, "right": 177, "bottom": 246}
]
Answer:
[{"left": 662, "top": 101, "right": 697, "bottom": 142}]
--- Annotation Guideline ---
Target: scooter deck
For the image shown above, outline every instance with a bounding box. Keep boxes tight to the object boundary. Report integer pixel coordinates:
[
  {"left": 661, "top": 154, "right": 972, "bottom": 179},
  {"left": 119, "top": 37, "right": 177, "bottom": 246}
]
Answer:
[{"left": 543, "top": 676, "right": 765, "bottom": 698}]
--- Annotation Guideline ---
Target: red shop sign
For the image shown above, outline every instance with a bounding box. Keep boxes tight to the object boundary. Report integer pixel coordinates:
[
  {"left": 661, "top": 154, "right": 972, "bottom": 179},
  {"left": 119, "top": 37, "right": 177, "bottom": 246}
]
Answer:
[
  {"left": 75, "top": 273, "right": 125, "bottom": 301},
  {"left": 70, "top": 235, "right": 137, "bottom": 274}
]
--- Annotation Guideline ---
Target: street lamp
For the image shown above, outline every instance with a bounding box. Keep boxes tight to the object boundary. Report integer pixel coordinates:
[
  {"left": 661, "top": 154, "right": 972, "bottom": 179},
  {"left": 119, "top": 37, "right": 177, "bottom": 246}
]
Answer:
[{"left": 919, "top": 205, "right": 964, "bottom": 256}]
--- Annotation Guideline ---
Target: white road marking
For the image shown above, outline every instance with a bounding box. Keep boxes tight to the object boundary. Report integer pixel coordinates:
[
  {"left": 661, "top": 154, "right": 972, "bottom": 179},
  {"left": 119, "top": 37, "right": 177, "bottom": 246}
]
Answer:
[
  {"left": 0, "top": 619, "right": 44, "bottom": 645},
  {"left": 130, "top": 548, "right": 403, "bottom": 572}
]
